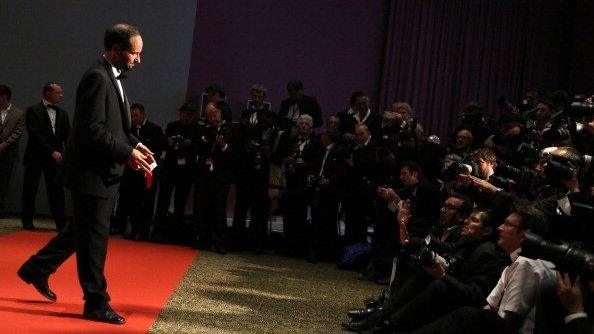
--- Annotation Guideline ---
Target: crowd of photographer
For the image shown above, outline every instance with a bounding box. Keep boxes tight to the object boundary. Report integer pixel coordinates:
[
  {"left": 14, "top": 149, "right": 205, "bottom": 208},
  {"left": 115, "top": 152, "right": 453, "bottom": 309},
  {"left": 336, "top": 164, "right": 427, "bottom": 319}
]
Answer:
[{"left": 339, "top": 89, "right": 594, "bottom": 333}]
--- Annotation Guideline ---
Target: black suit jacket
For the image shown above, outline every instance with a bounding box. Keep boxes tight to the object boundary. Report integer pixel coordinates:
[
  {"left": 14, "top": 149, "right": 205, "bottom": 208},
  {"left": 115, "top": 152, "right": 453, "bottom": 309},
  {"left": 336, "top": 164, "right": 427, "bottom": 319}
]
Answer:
[
  {"left": 62, "top": 57, "right": 139, "bottom": 198},
  {"left": 278, "top": 95, "right": 322, "bottom": 128},
  {"left": 24, "top": 102, "right": 70, "bottom": 165}
]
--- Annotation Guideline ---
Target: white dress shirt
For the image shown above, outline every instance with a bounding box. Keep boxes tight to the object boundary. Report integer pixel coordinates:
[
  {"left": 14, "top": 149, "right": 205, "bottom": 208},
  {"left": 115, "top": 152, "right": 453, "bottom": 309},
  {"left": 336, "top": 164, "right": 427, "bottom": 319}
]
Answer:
[{"left": 43, "top": 99, "right": 57, "bottom": 134}]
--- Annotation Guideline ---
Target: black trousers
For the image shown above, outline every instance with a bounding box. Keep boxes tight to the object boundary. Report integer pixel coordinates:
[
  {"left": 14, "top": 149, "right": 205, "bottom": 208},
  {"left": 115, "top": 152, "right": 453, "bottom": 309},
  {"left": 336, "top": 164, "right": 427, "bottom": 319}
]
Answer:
[
  {"left": 310, "top": 191, "right": 339, "bottom": 259},
  {"left": 398, "top": 306, "right": 507, "bottom": 334},
  {"left": 114, "top": 169, "right": 158, "bottom": 237},
  {"left": 21, "top": 162, "right": 67, "bottom": 229},
  {"left": 232, "top": 177, "right": 270, "bottom": 248},
  {"left": 20, "top": 186, "right": 117, "bottom": 309},
  {"left": 194, "top": 177, "right": 230, "bottom": 247},
  {"left": 282, "top": 190, "right": 310, "bottom": 254},
  {"left": 341, "top": 196, "right": 371, "bottom": 244},
  {"left": 0, "top": 161, "right": 14, "bottom": 216},
  {"left": 153, "top": 165, "right": 193, "bottom": 237}
]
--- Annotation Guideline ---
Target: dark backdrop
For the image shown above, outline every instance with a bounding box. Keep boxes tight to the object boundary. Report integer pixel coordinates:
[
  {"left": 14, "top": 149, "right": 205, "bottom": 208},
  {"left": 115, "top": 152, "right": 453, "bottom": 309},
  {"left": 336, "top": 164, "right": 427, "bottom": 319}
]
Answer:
[{"left": 186, "top": 0, "right": 389, "bottom": 119}]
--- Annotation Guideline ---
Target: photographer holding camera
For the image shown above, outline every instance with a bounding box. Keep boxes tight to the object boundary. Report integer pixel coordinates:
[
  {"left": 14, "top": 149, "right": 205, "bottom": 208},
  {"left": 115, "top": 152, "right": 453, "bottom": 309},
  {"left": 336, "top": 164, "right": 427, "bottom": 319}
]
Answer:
[
  {"left": 276, "top": 114, "right": 322, "bottom": 258},
  {"left": 343, "top": 206, "right": 507, "bottom": 333},
  {"left": 153, "top": 102, "right": 199, "bottom": 242},
  {"left": 193, "top": 102, "right": 238, "bottom": 254}
]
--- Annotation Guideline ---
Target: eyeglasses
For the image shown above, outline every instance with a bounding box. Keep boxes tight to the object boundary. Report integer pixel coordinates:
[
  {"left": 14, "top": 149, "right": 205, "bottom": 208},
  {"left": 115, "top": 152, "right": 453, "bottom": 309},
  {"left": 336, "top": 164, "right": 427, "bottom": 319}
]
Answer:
[
  {"left": 502, "top": 221, "right": 522, "bottom": 229},
  {"left": 442, "top": 203, "right": 459, "bottom": 211}
]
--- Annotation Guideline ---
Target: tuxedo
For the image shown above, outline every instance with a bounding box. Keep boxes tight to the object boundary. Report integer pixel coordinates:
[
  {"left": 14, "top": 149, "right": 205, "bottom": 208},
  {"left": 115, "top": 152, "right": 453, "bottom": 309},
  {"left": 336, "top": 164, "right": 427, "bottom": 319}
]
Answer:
[
  {"left": 21, "top": 102, "right": 70, "bottom": 230},
  {"left": 278, "top": 95, "right": 322, "bottom": 128},
  {"left": 0, "top": 104, "right": 25, "bottom": 216},
  {"left": 336, "top": 108, "right": 381, "bottom": 138},
  {"left": 232, "top": 106, "right": 275, "bottom": 250},
  {"left": 19, "top": 56, "right": 139, "bottom": 310},
  {"left": 194, "top": 122, "right": 238, "bottom": 250},
  {"left": 309, "top": 143, "right": 347, "bottom": 259},
  {"left": 276, "top": 133, "right": 323, "bottom": 255},
  {"left": 114, "top": 120, "right": 164, "bottom": 238}
]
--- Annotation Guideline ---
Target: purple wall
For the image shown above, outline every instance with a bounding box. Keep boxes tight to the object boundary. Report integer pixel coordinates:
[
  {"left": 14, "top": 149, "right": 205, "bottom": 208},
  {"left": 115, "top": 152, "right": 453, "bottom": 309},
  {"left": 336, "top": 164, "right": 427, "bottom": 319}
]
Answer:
[{"left": 187, "top": 1, "right": 388, "bottom": 121}]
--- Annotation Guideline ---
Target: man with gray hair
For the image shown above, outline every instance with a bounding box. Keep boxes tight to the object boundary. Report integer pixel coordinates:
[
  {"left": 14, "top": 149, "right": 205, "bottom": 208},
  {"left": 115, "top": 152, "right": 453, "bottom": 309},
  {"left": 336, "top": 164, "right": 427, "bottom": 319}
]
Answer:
[{"left": 277, "top": 114, "right": 322, "bottom": 259}]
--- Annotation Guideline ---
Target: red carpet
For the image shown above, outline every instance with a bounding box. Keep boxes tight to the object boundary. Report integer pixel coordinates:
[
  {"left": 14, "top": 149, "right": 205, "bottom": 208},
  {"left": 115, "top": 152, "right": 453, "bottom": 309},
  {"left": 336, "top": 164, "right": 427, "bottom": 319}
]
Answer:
[{"left": 0, "top": 231, "right": 198, "bottom": 333}]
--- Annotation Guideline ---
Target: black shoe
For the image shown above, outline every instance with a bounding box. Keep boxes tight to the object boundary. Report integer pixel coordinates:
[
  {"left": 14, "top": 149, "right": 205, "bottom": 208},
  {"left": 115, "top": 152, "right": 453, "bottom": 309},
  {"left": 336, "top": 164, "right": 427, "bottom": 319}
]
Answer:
[
  {"left": 342, "top": 311, "right": 382, "bottom": 332},
  {"left": 82, "top": 306, "right": 126, "bottom": 324},
  {"left": 253, "top": 245, "right": 264, "bottom": 255},
  {"left": 17, "top": 267, "right": 56, "bottom": 302},
  {"left": 22, "top": 223, "right": 36, "bottom": 231},
  {"left": 347, "top": 307, "right": 379, "bottom": 321},
  {"left": 215, "top": 244, "right": 228, "bottom": 255},
  {"left": 305, "top": 251, "right": 318, "bottom": 263}
]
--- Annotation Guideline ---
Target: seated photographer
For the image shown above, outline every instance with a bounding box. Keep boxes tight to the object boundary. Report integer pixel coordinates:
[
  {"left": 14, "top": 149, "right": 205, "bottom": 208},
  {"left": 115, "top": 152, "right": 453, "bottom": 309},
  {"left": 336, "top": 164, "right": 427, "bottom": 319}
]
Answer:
[
  {"left": 343, "top": 208, "right": 507, "bottom": 333},
  {"left": 394, "top": 205, "right": 555, "bottom": 334},
  {"left": 380, "top": 161, "right": 441, "bottom": 238}
]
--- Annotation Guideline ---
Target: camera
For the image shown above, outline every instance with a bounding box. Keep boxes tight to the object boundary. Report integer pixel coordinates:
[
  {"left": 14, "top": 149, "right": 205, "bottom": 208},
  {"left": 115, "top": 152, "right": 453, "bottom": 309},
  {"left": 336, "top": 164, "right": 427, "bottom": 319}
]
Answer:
[
  {"left": 168, "top": 134, "right": 186, "bottom": 150},
  {"left": 441, "top": 162, "right": 473, "bottom": 182},
  {"left": 203, "top": 125, "right": 226, "bottom": 143},
  {"left": 521, "top": 231, "right": 594, "bottom": 278}
]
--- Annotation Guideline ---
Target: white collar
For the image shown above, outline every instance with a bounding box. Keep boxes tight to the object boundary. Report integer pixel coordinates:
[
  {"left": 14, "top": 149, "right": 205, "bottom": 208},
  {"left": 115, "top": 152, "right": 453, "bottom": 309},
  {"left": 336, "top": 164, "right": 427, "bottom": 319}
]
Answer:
[
  {"left": 103, "top": 55, "right": 123, "bottom": 78},
  {"left": 43, "top": 99, "right": 56, "bottom": 108},
  {"left": 510, "top": 247, "right": 521, "bottom": 262}
]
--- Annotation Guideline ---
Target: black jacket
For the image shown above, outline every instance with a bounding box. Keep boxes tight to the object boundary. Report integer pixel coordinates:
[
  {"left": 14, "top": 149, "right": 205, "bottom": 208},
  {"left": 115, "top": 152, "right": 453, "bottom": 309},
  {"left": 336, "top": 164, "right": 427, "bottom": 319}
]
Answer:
[{"left": 23, "top": 102, "right": 70, "bottom": 165}]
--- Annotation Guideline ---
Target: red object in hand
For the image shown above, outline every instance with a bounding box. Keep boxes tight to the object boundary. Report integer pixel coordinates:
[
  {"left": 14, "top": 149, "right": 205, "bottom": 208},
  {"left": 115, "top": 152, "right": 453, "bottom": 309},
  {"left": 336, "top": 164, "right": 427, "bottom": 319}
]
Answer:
[{"left": 144, "top": 171, "right": 153, "bottom": 189}]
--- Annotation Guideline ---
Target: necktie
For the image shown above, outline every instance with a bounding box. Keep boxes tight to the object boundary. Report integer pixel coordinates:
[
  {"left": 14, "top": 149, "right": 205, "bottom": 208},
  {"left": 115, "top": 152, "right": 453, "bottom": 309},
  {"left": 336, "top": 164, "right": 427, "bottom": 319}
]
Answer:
[{"left": 117, "top": 73, "right": 127, "bottom": 80}]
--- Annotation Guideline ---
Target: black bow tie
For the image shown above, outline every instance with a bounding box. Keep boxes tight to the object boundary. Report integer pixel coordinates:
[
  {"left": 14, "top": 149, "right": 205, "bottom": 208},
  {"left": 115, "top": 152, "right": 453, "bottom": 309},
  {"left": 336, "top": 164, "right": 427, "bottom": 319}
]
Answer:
[
  {"left": 46, "top": 104, "right": 57, "bottom": 110},
  {"left": 298, "top": 137, "right": 308, "bottom": 143},
  {"left": 116, "top": 73, "right": 127, "bottom": 80}
]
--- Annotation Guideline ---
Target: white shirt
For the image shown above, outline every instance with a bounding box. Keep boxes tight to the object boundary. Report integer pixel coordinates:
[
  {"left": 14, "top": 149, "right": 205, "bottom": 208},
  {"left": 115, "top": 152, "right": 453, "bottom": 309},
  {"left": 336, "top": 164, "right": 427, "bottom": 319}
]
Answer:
[
  {"left": 486, "top": 249, "right": 556, "bottom": 334},
  {"left": 288, "top": 103, "right": 300, "bottom": 121},
  {"left": 318, "top": 143, "right": 334, "bottom": 176},
  {"left": 0, "top": 103, "right": 10, "bottom": 125},
  {"left": 43, "top": 99, "right": 57, "bottom": 134},
  {"left": 103, "top": 55, "right": 125, "bottom": 102}
]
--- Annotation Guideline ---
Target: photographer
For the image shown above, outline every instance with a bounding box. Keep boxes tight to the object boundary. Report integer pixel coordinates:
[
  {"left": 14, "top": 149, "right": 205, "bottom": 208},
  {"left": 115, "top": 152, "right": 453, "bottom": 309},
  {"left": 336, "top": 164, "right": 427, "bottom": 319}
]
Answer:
[
  {"left": 193, "top": 102, "right": 238, "bottom": 254},
  {"left": 306, "top": 131, "right": 348, "bottom": 262},
  {"left": 276, "top": 114, "right": 322, "bottom": 257},
  {"left": 153, "top": 102, "right": 199, "bottom": 242},
  {"left": 232, "top": 84, "right": 275, "bottom": 253},
  {"left": 343, "top": 208, "right": 507, "bottom": 333},
  {"left": 394, "top": 205, "right": 555, "bottom": 334}
]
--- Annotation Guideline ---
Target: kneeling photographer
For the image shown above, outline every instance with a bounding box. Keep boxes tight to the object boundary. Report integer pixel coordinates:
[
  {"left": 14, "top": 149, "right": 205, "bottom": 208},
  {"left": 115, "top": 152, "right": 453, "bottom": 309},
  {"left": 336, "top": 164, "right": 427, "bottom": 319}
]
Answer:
[{"left": 342, "top": 206, "right": 508, "bottom": 333}]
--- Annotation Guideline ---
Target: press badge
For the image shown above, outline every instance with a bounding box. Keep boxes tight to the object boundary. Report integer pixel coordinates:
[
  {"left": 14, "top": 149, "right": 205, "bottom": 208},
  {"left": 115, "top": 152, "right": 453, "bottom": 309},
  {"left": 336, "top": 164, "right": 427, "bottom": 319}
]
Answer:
[{"left": 177, "top": 157, "right": 186, "bottom": 166}]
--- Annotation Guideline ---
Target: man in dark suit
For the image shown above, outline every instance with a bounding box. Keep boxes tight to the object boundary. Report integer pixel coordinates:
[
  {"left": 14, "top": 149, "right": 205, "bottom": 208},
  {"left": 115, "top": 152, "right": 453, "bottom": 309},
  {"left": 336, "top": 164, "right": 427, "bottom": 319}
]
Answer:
[
  {"left": 194, "top": 102, "right": 237, "bottom": 254},
  {"left": 152, "top": 102, "right": 199, "bottom": 243},
  {"left": 278, "top": 80, "right": 322, "bottom": 129},
  {"left": 113, "top": 103, "right": 164, "bottom": 240},
  {"left": 17, "top": 24, "right": 153, "bottom": 325},
  {"left": 307, "top": 131, "right": 347, "bottom": 262},
  {"left": 0, "top": 85, "right": 26, "bottom": 218},
  {"left": 21, "top": 82, "right": 70, "bottom": 231},
  {"left": 277, "top": 114, "right": 322, "bottom": 257},
  {"left": 232, "top": 84, "right": 275, "bottom": 253}
]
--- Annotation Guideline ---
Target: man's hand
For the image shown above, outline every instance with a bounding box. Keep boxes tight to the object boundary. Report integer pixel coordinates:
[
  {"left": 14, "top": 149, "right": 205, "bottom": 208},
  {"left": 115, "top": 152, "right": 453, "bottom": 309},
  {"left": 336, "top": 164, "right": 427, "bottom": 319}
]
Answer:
[
  {"left": 127, "top": 148, "right": 152, "bottom": 173},
  {"left": 136, "top": 143, "right": 155, "bottom": 164},
  {"left": 51, "top": 151, "right": 63, "bottom": 164},
  {"left": 215, "top": 134, "right": 226, "bottom": 149},
  {"left": 457, "top": 174, "right": 500, "bottom": 194},
  {"left": 423, "top": 262, "right": 446, "bottom": 279},
  {"left": 319, "top": 178, "right": 330, "bottom": 187},
  {"left": 377, "top": 186, "right": 400, "bottom": 203},
  {"left": 556, "top": 272, "right": 584, "bottom": 314}
]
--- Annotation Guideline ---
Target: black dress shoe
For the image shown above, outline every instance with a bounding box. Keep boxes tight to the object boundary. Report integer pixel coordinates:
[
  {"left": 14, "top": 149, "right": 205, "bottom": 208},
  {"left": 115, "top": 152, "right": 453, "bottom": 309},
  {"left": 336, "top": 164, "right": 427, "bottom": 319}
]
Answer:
[
  {"left": 214, "top": 244, "right": 228, "bottom": 255},
  {"left": 17, "top": 268, "right": 56, "bottom": 302},
  {"left": 82, "top": 306, "right": 126, "bottom": 324},
  {"left": 22, "top": 223, "right": 36, "bottom": 231},
  {"left": 342, "top": 310, "right": 383, "bottom": 332},
  {"left": 347, "top": 307, "right": 378, "bottom": 321}
]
